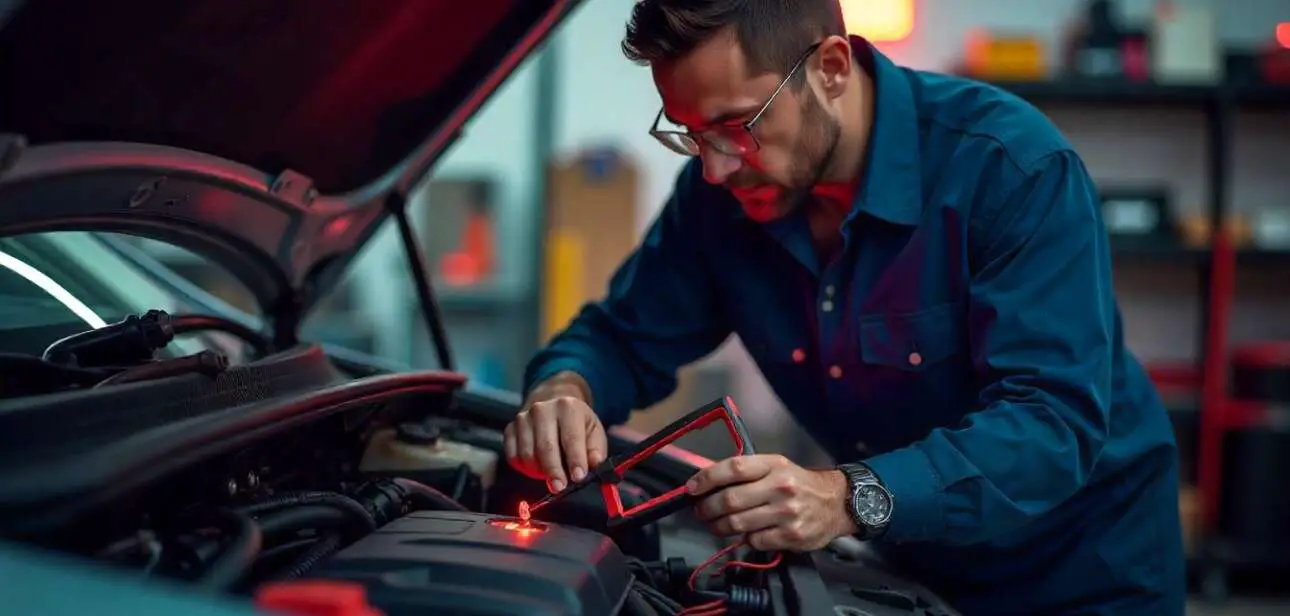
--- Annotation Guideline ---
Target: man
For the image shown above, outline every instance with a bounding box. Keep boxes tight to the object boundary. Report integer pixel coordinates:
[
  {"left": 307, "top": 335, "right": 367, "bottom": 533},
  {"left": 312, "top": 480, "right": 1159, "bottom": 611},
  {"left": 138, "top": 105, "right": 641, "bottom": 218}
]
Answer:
[{"left": 504, "top": 1, "right": 1185, "bottom": 613}]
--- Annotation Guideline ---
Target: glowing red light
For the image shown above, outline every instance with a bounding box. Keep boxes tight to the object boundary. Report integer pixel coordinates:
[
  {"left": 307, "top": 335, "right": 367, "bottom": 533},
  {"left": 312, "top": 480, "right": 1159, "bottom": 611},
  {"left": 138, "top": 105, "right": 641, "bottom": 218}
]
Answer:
[
  {"left": 1277, "top": 23, "right": 1290, "bottom": 49},
  {"left": 518, "top": 500, "right": 531, "bottom": 522},
  {"left": 486, "top": 518, "right": 547, "bottom": 537}
]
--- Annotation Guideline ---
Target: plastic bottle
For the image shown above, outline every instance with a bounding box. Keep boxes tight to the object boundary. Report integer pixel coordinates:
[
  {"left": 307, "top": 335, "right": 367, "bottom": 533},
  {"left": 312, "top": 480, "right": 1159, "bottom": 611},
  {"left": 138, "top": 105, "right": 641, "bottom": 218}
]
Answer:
[{"left": 360, "top": 422, "right": 498, "bottom": 489}]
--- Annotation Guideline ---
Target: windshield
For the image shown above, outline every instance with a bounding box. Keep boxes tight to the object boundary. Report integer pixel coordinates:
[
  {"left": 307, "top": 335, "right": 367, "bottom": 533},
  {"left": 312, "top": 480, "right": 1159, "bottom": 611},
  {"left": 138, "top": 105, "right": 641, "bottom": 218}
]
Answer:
[
  {"left": 0, "top": 232, "right": 236, "bottom": 359},
  {"left": 0, "top": 229, "right": 409, "bottom": 373}
]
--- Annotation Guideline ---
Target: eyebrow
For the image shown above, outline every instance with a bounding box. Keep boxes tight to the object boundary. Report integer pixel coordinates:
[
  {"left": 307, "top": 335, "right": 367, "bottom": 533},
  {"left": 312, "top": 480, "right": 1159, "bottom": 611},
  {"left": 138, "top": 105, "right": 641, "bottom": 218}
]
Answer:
[{"left": 664, "top": 104, "right": 764, "bottom": 130}]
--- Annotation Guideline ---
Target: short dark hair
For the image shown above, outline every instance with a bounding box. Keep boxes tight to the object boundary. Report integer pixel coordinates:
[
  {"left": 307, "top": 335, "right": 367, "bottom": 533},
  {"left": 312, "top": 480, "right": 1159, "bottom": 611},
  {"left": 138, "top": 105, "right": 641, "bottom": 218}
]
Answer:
[{"left": 622, "top": 0, "right": 846, "bottom": 83}]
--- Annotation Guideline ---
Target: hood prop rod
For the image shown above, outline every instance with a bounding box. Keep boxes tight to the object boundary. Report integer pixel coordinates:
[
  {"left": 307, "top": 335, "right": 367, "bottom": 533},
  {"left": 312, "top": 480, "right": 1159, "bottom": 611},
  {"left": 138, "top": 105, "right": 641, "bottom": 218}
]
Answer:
[{"left": 387, "top": 190, "right": 455, "bottom": 372}]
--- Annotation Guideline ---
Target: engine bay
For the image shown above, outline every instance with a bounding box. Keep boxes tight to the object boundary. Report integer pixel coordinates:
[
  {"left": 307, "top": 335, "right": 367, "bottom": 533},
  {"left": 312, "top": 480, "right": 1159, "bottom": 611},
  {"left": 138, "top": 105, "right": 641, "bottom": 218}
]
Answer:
[{"left": 0, "top": 311, "right": 961, "bottom": 616}]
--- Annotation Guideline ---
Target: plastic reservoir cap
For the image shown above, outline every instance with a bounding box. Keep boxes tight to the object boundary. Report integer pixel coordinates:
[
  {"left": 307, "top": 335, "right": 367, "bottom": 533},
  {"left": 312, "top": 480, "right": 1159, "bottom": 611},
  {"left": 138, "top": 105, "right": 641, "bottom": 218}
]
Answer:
[
  {"left": 255, "top": 580, "right": 384, "bottom": 616},
  {"left": 394, "top": 421, "right": 442, "bottom": 445}
]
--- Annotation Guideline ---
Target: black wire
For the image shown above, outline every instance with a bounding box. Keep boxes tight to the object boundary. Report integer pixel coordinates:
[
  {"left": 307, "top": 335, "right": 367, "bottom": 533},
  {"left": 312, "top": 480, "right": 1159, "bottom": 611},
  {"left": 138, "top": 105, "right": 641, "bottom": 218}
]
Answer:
[
  {"left": 623, "top": 586, "right": 662, "bottom": 616},
  {"left": 196, "top": 509, "right": 263, "bottom": 591},
  {"left": 275, "top": 533, "right": 344, "bottom": 580},
  {"left": 171, "top": 314, "right": 273, "bottom": 356},
  {"left": 393, "top": 477, "right": 469, "bottom": 512},
  {"left": 254, "top": 505, "right": 354, "bottom": 538},
  {"left": 237, "top": 491, "right": 377, "bottom": 532}
]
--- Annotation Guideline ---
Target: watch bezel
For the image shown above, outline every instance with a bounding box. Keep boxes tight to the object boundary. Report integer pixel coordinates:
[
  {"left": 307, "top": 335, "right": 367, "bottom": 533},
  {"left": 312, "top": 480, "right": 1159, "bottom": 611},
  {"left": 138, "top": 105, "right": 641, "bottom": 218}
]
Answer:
[
  {"left": 838, "top": 463, "right": 893, "bottom": 538},
  {"left": 853, "top": 483, "right": 893, "bottom": 526}
]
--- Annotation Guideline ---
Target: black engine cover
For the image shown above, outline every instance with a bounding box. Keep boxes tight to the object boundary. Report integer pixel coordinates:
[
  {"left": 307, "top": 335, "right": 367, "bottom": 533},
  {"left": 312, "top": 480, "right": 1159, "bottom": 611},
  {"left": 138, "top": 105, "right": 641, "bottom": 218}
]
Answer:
[{"left": 308, "top": 511, "right": 631, "bottom": 616}]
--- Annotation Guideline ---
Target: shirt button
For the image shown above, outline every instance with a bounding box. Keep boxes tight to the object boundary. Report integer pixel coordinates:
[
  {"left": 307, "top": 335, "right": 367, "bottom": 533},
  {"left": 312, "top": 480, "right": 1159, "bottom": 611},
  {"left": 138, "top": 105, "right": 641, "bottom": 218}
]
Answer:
[
  {"left": 821, "top": 300, "right": 834, "bottom": 312},
  {"left": 825, "top": 285, "right": 836, "bottom": 297},
  {"left": 829, "top": 365, "right": 843, "bottom": 379},
  {"left": 908, "top": 352, "right": 923, "bottom": 367},
  {"left": 791, "top": 348, "right": 806, "bottom": 363}
]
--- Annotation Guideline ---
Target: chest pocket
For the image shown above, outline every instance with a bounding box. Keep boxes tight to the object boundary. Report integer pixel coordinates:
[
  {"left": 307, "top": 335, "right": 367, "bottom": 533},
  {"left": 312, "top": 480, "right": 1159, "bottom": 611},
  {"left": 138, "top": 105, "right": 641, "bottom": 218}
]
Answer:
[{"left": 855, "top": 301, "right": 972, "bottom": 440}]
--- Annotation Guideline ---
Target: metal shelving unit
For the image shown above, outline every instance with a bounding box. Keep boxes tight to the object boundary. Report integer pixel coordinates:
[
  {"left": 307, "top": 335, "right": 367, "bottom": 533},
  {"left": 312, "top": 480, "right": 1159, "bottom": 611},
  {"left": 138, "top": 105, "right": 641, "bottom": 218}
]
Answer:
[{"left": 988, "top": 77, "right": 1290, "bottom": 599}]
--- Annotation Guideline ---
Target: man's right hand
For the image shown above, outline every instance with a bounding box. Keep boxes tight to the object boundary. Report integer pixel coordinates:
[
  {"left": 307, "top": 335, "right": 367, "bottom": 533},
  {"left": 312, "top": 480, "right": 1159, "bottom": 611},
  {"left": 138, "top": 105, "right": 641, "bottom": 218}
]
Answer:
[{"left": 503, "top": 371, "right": 608, "bottom": 493}]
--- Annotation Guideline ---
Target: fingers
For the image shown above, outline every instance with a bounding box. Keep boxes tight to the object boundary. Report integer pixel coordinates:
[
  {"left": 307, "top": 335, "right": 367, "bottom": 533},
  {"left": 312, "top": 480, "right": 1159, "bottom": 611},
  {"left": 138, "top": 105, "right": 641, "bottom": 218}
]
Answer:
[
  {"left": 747, "top": 522, "right": 827, "bottom": 552},
  {"left": 531, "top": 402, "right": 567, "bottom": 491},
  {"left": 513, "top": 410, "right": 540, "bottom": 479},
  {"left": 504, "top": 395, "right": 605, "bottom": 490},
  {"left": 503, "top": 422, "right": 517, "bottom": 461},
  {"left": 694, "top": 476, "right": 776, "bottom": 522},
  {"left": 687, "top": 454, "right": 782, "bottom": 496},
  {"left": 560, "top": 411, "right": 588, "bottom": 484},
  {"left": 708, "top": 503, "right": 782, "bottom": 536},
  {"left": 586, "top": 420, "right": 608, "bottom": 468}
]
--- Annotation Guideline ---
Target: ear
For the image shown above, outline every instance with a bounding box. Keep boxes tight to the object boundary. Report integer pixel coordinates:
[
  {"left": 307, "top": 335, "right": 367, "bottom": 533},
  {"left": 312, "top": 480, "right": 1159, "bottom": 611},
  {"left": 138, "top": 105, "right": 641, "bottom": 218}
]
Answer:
[{"left": 814, "top": 34, "right": 853, "bottom": 100}]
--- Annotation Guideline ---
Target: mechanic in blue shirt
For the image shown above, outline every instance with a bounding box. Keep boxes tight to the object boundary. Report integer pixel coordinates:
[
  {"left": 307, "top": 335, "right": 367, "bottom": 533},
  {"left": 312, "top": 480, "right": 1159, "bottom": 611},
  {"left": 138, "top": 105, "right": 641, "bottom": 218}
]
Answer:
[{"left": 503, "top": 1, "right": 1185, "bottom": 613}]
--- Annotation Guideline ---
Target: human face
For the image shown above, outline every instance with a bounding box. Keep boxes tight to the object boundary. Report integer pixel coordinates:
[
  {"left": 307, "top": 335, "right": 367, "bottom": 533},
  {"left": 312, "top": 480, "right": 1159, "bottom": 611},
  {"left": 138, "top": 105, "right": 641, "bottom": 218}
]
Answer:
[{"left": 651, "top": 33, "right": 842, "bottom": 223}]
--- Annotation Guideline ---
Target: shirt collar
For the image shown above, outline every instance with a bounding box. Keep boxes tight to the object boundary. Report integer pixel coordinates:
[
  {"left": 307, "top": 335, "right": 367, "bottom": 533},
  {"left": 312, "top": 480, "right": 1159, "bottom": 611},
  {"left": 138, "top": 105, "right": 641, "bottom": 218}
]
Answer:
[{"left": 848, "top": 36, "right": 923, "bottom": 227}]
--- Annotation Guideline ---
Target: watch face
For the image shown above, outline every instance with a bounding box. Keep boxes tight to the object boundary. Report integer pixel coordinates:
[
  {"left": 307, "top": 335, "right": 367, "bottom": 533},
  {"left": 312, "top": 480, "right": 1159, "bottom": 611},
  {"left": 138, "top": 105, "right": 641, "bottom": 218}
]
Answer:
[{"left": 854, "top": 484, "right": 892, "bottom": 526}]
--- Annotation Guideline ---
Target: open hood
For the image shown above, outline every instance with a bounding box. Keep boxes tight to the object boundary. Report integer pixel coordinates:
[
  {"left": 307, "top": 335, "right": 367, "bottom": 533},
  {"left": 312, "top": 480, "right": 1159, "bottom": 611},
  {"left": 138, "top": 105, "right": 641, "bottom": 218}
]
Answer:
[{"left": 0, "top": 0, "right": 578, "bottom": 341}]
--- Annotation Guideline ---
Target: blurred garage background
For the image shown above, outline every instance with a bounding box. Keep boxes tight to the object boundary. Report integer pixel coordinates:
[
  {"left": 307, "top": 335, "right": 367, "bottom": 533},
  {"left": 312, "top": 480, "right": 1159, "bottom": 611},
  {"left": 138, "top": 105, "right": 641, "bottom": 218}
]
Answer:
[{"left": 69, "top": 0, "right": 1288, "bottom": 612}]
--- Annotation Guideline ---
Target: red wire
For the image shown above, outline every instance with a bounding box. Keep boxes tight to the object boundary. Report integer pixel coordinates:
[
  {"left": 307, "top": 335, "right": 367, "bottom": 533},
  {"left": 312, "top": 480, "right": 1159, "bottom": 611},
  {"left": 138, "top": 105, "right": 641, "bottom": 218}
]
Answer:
[{"left": 676, "top": 540, "right": 784, "bottom": 616}]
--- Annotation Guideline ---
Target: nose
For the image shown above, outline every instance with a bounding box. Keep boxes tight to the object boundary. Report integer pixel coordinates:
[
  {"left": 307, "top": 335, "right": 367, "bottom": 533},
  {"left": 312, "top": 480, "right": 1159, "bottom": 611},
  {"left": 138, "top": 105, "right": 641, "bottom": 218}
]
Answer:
[{"left": 699, "top": 146, "right": 742, "bottom": 185}]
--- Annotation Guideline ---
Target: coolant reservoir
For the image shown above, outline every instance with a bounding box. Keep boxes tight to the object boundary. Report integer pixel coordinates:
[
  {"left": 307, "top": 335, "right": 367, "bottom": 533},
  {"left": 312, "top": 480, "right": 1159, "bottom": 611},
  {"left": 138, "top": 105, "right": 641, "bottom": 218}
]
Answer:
[{"left": 360, "top": 422, "right": 498, "bottom": 489}]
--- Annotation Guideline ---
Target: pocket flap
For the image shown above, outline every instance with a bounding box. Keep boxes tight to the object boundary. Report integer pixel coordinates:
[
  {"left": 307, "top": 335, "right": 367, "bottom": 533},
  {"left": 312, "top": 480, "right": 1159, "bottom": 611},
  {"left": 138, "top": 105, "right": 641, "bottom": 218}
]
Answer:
[{"left": 858, "top": 302, "right": 965, "bottom": 371}]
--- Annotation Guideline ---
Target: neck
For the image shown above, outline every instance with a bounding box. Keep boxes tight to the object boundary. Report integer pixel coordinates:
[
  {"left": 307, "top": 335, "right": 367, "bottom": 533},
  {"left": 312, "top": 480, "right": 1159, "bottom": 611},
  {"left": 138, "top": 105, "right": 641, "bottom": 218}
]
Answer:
[{"left": 819, "top": 66, "right": 873, "bottom": 185}]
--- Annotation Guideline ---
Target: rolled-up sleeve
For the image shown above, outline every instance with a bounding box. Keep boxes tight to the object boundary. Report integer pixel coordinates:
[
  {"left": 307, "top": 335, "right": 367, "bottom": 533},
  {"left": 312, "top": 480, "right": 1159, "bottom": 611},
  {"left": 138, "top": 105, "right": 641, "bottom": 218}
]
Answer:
[
  {"left": 524, "top": 160, "right": 731, "bottom": 426},
  {"left": 865, "top": 150, "right": 1114, "bottom": 545}
]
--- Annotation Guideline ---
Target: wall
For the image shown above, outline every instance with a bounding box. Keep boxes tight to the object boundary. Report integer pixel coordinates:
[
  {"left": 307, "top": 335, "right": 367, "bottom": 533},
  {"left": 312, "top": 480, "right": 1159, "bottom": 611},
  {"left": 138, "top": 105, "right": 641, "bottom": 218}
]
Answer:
[
  {"left": 341, "top": 0, "right": 1289, "bottom": 413},
  {"left": 538, "top": 0, "right": 1290, "bottom": 436}
]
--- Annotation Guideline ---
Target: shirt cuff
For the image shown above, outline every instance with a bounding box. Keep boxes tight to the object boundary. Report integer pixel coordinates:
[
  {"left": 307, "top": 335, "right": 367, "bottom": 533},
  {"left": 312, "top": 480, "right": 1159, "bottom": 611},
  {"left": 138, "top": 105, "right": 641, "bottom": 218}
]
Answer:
[{"left": 864, "top": 446, "right": 946, "bottom": 543}]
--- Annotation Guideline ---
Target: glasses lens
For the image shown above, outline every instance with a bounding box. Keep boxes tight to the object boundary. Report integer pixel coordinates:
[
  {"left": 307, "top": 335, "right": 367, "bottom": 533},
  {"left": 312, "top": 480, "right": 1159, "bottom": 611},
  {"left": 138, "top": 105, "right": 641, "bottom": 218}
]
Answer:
[
  {"left": 702, "top": 128, "right": 755, "bottom": 156},
  {"left": 655, "top": 132, "right": 700, "bottom": 156}
]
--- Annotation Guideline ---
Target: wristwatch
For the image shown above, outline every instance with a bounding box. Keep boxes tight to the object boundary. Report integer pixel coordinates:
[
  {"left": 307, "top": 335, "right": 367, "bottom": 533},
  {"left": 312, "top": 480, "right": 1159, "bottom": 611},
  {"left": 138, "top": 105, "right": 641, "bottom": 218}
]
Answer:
[{"left": 837, "top": 463, "right": 893, "bottom": 540}]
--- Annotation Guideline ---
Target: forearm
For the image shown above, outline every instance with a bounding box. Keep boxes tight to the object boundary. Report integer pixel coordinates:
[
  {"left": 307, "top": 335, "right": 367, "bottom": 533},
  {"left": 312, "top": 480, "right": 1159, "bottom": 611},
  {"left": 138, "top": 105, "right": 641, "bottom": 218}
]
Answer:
[{"left": 863, "top": 382, "right": 1107, "bottom": 545}]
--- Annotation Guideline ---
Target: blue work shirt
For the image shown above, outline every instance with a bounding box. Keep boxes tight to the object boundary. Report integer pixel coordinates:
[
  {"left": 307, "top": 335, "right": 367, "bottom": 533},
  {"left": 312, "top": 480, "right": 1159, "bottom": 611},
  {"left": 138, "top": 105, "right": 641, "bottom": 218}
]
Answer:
[{"left": 526, "top": 39, "right": 1184, "bottom": 615}]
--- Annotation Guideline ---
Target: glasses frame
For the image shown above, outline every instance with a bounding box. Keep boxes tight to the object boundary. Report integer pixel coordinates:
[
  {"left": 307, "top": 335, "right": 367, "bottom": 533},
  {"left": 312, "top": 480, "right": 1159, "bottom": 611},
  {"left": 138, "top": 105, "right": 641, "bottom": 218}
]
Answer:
[{"left": 649, "top": 42, "right": 823, "bottom": 157}]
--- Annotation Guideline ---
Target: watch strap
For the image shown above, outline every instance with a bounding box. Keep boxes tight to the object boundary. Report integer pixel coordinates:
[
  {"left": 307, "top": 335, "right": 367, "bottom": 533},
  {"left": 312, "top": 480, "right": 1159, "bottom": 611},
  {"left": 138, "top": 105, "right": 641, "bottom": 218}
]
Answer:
[{"left": 838, "top": 462, "right": 890, "bottom": 540}]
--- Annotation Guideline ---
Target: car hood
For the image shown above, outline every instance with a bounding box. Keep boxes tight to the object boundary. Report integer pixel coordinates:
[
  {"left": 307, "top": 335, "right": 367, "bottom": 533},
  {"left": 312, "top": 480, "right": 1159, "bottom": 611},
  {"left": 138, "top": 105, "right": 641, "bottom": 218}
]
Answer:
[{"left": 0, "top": 0, "right": 577, "bottom": 327}]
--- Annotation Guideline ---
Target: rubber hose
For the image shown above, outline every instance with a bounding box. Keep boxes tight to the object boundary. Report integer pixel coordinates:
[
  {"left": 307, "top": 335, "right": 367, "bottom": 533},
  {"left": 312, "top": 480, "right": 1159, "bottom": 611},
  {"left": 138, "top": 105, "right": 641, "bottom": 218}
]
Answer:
[
  {"left": 238, "top": 492, "right": 377, "bottom": 531},
  {"left": 197, "top": 509, "right": 263, "bottom": 591},
  {"left": 277, "top": 533, "right": 344, "bottom": 580},
  {"left": 255, "top": 505, "right": 354, "bottom": 538},
  {"left": 623, "top": 587, "right": 662, "bottom": 616},
  {"left": 393, "top": 477, "right": 469, "bottom": 512},
  {"left": 725, "top": 586, "right": 772, "bottom": 614},
  {"left": 633, "top": 581, "right": 682, "bottom": 614}
]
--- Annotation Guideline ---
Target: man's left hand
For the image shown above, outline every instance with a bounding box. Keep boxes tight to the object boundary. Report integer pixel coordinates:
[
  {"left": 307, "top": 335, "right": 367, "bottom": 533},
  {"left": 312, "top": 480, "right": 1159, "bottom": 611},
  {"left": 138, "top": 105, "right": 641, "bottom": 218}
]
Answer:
[{"left": 686, "top": 454, "right": 858, "bottom": 552}]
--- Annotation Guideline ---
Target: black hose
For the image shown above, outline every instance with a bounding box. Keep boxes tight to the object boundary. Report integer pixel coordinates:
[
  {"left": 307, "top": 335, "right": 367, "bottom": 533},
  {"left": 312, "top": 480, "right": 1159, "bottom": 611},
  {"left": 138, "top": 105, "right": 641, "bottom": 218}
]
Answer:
[
  {"left": 238, "top": 492, "right": 377, "bottom": 532},
  {"left": 633, "top": 580, "right": 682, "bottom": 615},
  {"left": 393, "top": 477, "right": 469, "bottom": 512},
  {"left": 276, "top": 533, "right": 344, "bottom": 580},
  {"left": 196, "top": 509, "right": 263, "bottom": 591},
  {"left": 725, "top": 586, "right": 772, "bottom": 614},
  {"left": 171, "top": 314, "right": 273, "bottom": 357},
  {"left": 255, "top": 505, "right": 355, "bottom": 538},
  {"left": 94, "top": 350, "right": 228, "bottom": 388},
  {"left": 623, "top": 586, "right": 662, "bottom": 616}
]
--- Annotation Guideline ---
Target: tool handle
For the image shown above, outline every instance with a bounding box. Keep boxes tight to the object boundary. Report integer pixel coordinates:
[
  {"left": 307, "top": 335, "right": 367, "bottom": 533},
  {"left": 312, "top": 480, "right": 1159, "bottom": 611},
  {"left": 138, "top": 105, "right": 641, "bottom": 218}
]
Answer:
[
  {"left": 605, "top": 485, "right": 695, "bottom": 530},
  {"left": 601, "top": 396, "right": 755, "bottom": 530}
]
